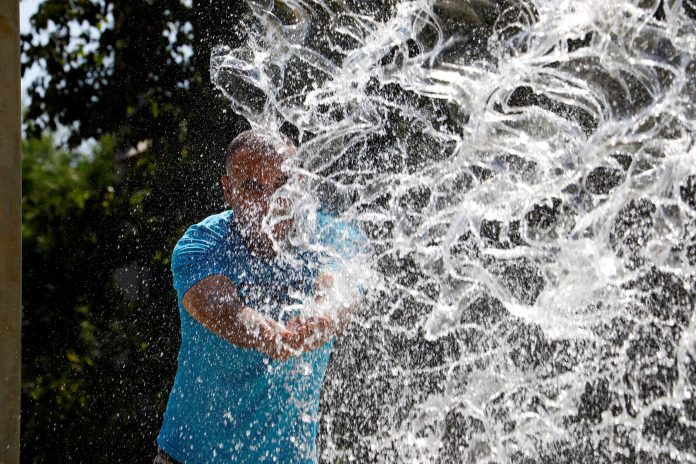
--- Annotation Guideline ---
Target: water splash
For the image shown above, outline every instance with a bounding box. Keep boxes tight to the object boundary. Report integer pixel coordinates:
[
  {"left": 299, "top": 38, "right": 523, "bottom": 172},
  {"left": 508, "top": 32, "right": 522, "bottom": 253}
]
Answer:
[{"left": 212, "top": 0, "right": 696, "bottom": 461}]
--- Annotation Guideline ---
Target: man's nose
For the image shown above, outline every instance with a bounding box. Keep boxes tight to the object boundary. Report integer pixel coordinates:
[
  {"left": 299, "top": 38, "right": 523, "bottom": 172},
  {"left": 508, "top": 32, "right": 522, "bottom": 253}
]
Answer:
[
  {"left": 270, "top": 196, "right": 292, "bottom": 217},
  {"left": 275, "top": 195, "right": 292, "bottom": 209}
]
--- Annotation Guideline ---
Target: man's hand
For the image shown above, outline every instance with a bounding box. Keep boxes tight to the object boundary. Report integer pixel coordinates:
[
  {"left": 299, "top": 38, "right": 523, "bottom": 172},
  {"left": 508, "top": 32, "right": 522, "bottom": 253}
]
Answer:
[
  {"left": 313, "top": 273, "right": 335, "bottom": 304},
  {"left": 255, "top": 316, "right": 305, "bottom": 361},
  {"left": 252, "top": 314, "right": 335, "bottom": 361},
  {"left": 312, "top": 272, "right": 360, "bottom": 329},
  {"left": 239, "top": 306, "right": 333, "bottom": 361},
  {"left": 286, "top": 316, "right": 335, "bottom": 351},
  {"left": 183, "top": 275, "right": 306, "bottom": 361}
]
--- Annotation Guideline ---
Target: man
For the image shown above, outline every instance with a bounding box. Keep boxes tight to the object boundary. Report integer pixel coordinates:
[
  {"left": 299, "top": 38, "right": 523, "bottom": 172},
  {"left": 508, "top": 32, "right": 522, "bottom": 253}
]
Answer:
[{"left": 155, "top": 130, "right": 365, "bottom": 463}]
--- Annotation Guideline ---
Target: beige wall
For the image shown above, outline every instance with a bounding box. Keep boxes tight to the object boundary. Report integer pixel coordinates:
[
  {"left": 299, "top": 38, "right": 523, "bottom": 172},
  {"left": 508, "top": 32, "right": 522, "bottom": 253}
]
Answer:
[{"left": 0, "top": 0, "right": 21, "bottom": 463}]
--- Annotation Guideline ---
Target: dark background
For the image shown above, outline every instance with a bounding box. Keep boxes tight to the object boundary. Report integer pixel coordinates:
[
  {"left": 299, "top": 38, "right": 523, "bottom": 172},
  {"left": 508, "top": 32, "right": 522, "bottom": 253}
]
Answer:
[{"left": 21, "top": 1, "right": 250, "bottom": 462}]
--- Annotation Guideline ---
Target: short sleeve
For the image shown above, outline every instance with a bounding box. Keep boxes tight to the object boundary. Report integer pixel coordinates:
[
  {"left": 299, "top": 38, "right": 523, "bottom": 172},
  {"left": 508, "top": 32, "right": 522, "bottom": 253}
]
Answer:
[
  {"left": 313, "top": 215, "right": 370, "bottom": 301},
  {"left": 171, "top": 223, "right": 228, "bottom": 298},
  {"left": 314, "top": 212, "right": 370, "bottom": 281},
  {"left": 317, "top": 214, "right": 370, "bottom": 261}
]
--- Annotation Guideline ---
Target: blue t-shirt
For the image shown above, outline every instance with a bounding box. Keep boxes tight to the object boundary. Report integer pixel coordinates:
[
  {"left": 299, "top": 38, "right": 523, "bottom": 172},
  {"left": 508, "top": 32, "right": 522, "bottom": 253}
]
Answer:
[{"left": 157, "top": 210, "right": 364, "bottom": 464}]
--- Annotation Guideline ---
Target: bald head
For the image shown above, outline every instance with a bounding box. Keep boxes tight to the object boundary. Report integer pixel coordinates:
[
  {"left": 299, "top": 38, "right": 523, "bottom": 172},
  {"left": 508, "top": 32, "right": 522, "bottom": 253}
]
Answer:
[{"left": 225, "top": 130, "right": 296, "bottom": 175}]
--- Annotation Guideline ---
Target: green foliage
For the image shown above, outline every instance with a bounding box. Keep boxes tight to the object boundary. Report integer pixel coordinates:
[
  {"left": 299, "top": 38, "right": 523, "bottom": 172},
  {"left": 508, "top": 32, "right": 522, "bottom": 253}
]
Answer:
[
  {"left": 21, "top": 1, "right": 252, "bottom": 461},
  {"left": 22, "top": 136, "right": 116, "bottom": 252},
  {"left": 22, "top": 136, "right": 104, "bottom": 457},
  {"left": 22, "top": 0, "right": 194, "bottom": 147},
  {"left": 21, "top": 134, "right": 191, "bottom": 463}
]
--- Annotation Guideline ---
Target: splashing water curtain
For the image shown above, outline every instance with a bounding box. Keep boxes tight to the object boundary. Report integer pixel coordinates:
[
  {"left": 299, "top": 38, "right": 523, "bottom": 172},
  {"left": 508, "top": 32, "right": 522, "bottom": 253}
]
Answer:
[{"left": 212, "top": 0, "right": 696, "bottom": 462}]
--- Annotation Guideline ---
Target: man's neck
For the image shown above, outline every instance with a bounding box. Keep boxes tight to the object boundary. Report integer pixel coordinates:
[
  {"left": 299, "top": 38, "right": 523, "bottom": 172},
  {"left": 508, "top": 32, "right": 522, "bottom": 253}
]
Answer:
[
  {"left": 247, "top": 240, "right": 277, "bottom": 260},
  {"left": 235, "top": 221, "right": 277, "bottom": 260}
]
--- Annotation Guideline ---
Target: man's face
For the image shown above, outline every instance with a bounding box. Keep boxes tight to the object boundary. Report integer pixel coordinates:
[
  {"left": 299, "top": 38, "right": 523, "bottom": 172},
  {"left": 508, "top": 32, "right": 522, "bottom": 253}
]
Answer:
[{"left": 221, "top": 148, "right": 293, "bottom": 246}]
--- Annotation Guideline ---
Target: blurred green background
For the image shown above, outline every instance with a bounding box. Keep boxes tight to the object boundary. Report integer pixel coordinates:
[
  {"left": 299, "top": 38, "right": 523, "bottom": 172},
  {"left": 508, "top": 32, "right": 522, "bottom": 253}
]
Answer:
[{"left": 21, "top": 1, "right": 251, "bottom": 462}]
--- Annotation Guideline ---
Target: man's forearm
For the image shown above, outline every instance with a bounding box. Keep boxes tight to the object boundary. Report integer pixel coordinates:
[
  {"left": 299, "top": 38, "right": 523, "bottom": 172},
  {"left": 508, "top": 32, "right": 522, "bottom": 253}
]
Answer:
[
  {"left": 197, "top": 302, "right": 303, "bottom": 359},
  {"left": 209, "top": 305, "right": 272, "bottom": 351},
  {"left": 183, "top": 274, "right": 348, "bottom": 360},
  {"left": 182, "top": 274, "right": 297, "bottom": 359}
]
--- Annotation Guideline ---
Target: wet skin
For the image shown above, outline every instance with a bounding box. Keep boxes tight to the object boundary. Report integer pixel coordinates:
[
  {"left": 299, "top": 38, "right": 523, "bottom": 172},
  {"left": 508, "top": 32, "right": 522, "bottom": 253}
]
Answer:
[{"left": 182, "top": 146, "right": 339, "bottom": 360}]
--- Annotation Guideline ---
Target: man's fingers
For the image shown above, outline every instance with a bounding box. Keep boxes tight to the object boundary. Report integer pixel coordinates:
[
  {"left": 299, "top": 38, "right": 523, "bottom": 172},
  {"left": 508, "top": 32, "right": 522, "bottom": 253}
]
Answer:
[
  {"left": 273, "top": 345, "right": 293, "bottom": 361},
  {"left": 266, "top": 334, "right": 297, "bottom": 361},
  {"left": 303, "top": 316, "right": 334, "bottom": 334},
  {"left": 264, "top": 316, "right": 337, "bottom": 360},
  {"left": 315, "top": 274, "right": 335, "bottom": 289},
  {"left": 286, "top": 316, "right": 303, "bottom": 331},
  {"left": 259, "top": 320, "right": 302, "bottom": 360},
  {"left": 293, "top": 317, "right": 335, "bottom": 350},
  {"left": 279, "top": 329, "right": 304, "bottom": 350}
]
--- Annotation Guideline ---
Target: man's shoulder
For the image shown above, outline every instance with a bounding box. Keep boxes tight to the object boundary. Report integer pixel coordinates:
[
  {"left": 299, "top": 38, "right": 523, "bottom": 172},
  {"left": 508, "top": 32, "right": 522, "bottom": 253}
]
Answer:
[
  {"left": 173, "top": 211, "right": 234, "bottom": 258},
  {"left": 170, "top": 211, "right": 237, "bottom": 292},
  {"left": 193, "top": 210, "right": 233, "bottom": 233},
  {"left": 182, "top": 210, "right": 232, "bottom": 237}
]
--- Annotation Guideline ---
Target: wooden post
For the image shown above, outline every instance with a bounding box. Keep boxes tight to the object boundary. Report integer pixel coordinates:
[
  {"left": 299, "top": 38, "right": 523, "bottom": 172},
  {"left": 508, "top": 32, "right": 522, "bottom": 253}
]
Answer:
[{"left": 0, "top": 0, "right": 21, "bottom": 463}]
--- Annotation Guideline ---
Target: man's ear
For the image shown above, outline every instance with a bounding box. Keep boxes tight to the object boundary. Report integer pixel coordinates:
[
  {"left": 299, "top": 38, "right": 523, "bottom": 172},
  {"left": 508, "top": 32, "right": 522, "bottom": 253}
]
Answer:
[{"left": 221, "top": 175, "right": 234, "bottom": 206}]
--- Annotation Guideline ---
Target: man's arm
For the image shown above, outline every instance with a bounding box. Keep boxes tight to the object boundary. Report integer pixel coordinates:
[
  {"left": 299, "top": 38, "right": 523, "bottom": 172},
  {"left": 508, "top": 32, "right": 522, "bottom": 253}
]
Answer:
[
  {"left": 182, "top": 274, "right": 302, "bottom": 360},
  {"left": 285, "top": 272, "right": 362, "bottom": 350}
]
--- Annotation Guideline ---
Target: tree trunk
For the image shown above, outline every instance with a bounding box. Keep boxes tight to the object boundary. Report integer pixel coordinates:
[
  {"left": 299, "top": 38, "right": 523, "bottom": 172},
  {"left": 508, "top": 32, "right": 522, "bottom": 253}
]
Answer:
[{"left": 0, "top": 1, "right": 21, "bottom": 463}]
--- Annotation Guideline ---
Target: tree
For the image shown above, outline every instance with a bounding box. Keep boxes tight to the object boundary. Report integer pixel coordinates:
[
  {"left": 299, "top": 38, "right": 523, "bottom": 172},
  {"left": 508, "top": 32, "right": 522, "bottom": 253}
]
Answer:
[
  {"left": 22, "top": 1, "right": 249, "bottom": 461},
  {"left": 22, "top": 136, "right": 154, "bottom": 462}
]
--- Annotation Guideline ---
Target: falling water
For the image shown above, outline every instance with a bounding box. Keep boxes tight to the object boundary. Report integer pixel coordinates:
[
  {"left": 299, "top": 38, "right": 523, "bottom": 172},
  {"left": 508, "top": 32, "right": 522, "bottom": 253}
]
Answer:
[{"left": 211, "top": 0, "right": 696, "bottom": 462}]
